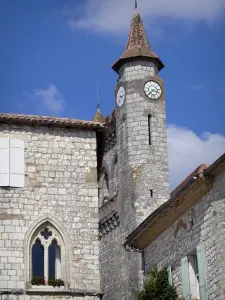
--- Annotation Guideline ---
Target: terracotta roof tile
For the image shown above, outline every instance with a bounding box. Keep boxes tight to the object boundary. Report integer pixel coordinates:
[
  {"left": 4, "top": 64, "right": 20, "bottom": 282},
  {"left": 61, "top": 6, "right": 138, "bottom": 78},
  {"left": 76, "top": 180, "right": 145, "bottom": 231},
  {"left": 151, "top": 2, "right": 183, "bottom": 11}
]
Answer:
[
  {"left": 112, "top": 11, "right": 164, "bottom": 72},
  {"left": 0, "top": 113, "right": 104, "bottom": 130},
  {"left": 170, "top": 164, "right": 209, "bottom": 198}
]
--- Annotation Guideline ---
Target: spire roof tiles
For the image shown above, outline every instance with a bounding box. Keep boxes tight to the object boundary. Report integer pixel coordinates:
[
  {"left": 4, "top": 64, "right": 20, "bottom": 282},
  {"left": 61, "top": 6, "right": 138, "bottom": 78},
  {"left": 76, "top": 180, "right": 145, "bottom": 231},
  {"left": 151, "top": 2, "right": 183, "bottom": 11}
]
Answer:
[{"left": 112, "top": 11, "right": 164, "bottom": 72}]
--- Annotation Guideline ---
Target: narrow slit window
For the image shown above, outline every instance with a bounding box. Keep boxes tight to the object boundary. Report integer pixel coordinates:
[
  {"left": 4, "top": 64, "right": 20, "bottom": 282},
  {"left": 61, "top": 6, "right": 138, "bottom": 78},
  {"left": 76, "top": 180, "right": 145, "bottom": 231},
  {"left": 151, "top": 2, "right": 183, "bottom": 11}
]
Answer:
[
  {"left": 150, "top": 189, "right": 153, "bottom": 198},
  {"left": 148, "top": 114, "right": 151, "bottom": 145}
]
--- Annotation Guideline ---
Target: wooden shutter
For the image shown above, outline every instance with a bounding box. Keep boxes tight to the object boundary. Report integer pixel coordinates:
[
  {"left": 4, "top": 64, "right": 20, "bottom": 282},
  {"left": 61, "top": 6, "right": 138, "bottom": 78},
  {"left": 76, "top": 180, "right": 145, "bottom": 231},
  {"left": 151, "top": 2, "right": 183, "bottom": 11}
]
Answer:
[
  {"left": 197, "top": 244, "right": 208, "bottom": 299},
  {"left": 181, "top": 256, "right": 191, "bottom": 299},
  {"left": 0, "top": 137, "right": 10, "bottom": 186},
  {"left": 9, "top": 138, "right": 25, "bottom": 187},
  {"left": 167, "top": 265, "right": 173, "bottom": 285}
]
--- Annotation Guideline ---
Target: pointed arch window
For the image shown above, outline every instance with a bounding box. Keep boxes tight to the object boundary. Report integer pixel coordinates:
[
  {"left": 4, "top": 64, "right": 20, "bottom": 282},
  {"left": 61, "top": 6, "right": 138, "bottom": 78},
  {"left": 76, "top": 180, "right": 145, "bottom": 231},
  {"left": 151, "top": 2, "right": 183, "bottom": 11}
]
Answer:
[{"left": 30, "top": 223, "right": 64, "bottom": 284}]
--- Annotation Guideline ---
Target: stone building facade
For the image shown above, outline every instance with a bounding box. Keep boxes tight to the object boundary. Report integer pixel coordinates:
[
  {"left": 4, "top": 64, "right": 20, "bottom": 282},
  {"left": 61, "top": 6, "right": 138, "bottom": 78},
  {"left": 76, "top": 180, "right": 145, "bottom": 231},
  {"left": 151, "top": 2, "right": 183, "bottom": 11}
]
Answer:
[
  {"left": 0, "top": 116, "right": 104, "bottom": 300},
  {"left": 125, "top": 154, "right": 225, "bottom": 300}
]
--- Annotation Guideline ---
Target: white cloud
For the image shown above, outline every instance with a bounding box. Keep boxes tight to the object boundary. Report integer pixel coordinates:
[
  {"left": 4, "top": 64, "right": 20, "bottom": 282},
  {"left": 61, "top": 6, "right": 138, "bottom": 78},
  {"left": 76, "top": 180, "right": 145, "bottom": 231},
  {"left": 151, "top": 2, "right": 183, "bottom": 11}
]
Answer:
[
  {"left": 68, "top": 0, "right": 225, "bottom": 34},
  {"left": 167, "top": 125, "right": 225, "bottom": 190},
  {"left": 30, "top": 84, "right": 65, "bottom": 114}
]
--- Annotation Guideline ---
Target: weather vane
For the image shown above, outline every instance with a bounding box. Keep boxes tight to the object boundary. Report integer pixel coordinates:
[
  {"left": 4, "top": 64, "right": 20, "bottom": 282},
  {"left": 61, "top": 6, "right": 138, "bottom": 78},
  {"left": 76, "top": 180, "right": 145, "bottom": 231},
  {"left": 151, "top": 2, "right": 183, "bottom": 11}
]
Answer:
[{"left": 135, "top": 0, "right": 137, "bottom": 9}]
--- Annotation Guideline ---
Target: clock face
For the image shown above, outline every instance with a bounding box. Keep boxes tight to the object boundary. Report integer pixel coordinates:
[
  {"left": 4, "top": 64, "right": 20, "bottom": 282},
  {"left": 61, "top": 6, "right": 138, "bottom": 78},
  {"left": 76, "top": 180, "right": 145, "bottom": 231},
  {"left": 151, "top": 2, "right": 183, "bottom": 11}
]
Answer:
[
  {"left": 144, "top": 81, "right": 162, "bottom": 100},
  {"left": 116, "top": 86, "right": 125, "bottom": 107}
]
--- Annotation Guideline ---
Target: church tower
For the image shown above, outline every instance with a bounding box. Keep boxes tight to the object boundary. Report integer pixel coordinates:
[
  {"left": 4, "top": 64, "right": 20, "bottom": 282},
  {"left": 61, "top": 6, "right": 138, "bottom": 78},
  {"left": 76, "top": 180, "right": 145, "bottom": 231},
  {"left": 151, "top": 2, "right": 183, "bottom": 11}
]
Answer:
[
  {"left": 113, "top": 7, "right": 169, "bottom": 227},
  {"left": 99, "top": 5, "right": 170, "bottom": 300}
]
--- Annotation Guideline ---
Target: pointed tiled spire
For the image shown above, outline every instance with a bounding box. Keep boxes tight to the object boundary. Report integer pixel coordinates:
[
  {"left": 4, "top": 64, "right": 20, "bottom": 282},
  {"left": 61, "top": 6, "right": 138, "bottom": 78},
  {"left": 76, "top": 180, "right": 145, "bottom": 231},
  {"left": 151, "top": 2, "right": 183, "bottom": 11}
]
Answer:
[
  {"left": 112, "top": 10, "right": 164, "bottom": 72},
  {"left": 93, "top": 108, "right": 105, "bottom": 123}
]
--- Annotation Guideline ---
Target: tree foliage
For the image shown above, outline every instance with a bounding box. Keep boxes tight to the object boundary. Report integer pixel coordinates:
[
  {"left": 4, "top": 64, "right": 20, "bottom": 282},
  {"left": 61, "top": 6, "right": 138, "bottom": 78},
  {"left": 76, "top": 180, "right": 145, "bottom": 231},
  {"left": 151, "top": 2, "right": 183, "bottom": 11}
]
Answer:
[{"left": 138, "top": 267, "right": 179, "bottom": 300}]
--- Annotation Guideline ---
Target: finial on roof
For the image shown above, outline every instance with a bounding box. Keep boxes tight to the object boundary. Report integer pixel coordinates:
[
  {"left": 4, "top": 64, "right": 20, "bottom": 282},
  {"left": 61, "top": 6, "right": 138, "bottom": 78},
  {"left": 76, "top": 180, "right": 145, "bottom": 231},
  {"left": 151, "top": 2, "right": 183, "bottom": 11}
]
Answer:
[
  {"left": 93, "top": 80, "right": 105, "bottom": 123},
  {"left": 97, "top": 81, "right": 100, "bottom": 109},
  {"left": 135, "top": 0, "right": 137, "bottom": 10}
]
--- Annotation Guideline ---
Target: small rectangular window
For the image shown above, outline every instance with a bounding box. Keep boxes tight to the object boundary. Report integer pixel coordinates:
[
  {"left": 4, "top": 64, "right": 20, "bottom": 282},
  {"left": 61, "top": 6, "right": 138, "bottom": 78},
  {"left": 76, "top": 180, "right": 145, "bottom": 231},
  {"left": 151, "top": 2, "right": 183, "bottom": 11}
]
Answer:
[
  {"left": 148, "top": 114, "right": 151, "bottom": 145},
  {"left": 167, "top": 265, "right": 173, "bottom": 286},
  {"left": 0, "top": 138, "right": 10, "bottom": 186},
  {"left": 0, "top": 137, "right": 25, "bottom": 188},
  {"left": 9, "top": 138, "right": 25, "bottom": 187},
  {"left": 150, "top": 189, "right": 153, "bottom": 198},
  {"left": 141, "top": 252, "right": 145, "bottom": 273},
  {"left": 188, "top": 253, "right": 200, "bottom": 299}
]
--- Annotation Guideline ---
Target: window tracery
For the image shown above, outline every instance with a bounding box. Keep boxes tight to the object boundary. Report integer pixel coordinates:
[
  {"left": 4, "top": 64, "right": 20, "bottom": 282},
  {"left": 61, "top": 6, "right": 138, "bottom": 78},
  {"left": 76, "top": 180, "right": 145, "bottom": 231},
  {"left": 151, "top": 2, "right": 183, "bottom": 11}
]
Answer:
[{"left": 31, "top": 223, "right": 63, "bottom": 284}]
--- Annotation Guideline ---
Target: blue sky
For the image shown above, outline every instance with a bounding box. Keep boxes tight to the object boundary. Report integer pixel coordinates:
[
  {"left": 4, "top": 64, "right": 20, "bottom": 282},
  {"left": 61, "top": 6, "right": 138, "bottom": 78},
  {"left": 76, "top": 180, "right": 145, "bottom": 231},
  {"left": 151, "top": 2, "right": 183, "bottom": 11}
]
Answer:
[{"left": 0, "top": 0, "right": 225, "bottom": 188}]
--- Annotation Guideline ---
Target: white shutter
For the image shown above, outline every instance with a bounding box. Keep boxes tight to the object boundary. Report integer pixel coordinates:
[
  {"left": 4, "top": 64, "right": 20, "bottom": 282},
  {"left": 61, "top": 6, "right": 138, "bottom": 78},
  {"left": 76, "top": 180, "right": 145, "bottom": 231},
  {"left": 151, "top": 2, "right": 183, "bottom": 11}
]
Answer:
[
  {"left": 0, "top": 137, "right": 10, "bottom": 186},
  {"left": 9, "top": 138, "right": 25, "bottom": 187}
]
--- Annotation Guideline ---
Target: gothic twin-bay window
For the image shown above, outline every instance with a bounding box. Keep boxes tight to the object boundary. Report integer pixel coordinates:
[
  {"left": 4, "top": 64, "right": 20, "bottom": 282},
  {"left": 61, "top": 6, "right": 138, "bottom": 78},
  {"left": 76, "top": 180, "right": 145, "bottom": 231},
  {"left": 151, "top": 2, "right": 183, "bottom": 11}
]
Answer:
[{"left": 31, "top": 224, "right": 63, "bottom": 284}]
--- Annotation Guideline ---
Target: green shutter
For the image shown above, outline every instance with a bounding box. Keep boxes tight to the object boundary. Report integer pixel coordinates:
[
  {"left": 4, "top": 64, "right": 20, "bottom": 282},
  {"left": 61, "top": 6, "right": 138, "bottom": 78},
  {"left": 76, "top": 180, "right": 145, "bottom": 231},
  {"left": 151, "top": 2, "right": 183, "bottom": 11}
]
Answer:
[
  {"left": 197, "top": 244, "right": 208, "bottom": 300},
  {"left": 167, "top": 265, "right": 173, "bottom": 285},
  {"left": 181, "top": 256, "right": 191, "bottom": 299}
]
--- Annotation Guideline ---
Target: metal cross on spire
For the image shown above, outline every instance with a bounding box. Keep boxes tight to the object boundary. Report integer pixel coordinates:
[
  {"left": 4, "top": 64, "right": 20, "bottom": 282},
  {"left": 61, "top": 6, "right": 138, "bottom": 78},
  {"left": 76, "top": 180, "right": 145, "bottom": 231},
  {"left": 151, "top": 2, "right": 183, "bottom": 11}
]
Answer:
[{"left": 135, "top": 0, "right": 137, "bottom": 9}]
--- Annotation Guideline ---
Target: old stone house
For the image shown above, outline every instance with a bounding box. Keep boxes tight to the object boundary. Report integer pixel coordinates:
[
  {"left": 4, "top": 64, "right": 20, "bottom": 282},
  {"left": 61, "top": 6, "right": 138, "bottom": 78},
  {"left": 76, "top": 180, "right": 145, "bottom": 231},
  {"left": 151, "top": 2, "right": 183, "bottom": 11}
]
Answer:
[
  {"left": 0, "top": 116, "right": 104, "bottom": 300},
  {"left": 125, "top": 153, "right": 225, "bottom": 300},
  {"left": 0, "top": 5, "right": 223, "bottom": 300}
]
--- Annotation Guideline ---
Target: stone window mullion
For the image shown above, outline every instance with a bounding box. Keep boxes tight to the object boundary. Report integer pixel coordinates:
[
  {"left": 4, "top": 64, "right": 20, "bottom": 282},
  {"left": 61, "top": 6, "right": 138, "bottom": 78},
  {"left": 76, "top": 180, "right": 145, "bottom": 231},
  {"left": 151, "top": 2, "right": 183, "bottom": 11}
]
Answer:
[{"left": 44, "top": 242, "right": 49, "bottom": 283}]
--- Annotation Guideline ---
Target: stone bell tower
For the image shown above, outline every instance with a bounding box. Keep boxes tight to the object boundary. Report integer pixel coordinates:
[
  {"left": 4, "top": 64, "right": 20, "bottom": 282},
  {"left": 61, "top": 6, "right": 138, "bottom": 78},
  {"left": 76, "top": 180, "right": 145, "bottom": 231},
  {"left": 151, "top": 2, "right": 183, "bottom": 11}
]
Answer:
[
  {"left": 99, "top": 6, "right": 170, "bottom": 300},
  {"left": 112, "top": 7, "right": 170, "bottom": 230}
]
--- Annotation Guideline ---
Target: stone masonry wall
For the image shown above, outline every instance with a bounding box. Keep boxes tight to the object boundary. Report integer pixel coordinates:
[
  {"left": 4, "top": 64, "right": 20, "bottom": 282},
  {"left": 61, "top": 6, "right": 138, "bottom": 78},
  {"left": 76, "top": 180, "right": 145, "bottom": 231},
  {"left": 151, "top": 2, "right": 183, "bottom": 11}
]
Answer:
[
  {"left": 118, "top": 60, "right": 170, "bottom": 225},
  {"left": 0, "top": 123, "right": 101, "bottom": 298},
  {"left": 98, "top": 143, "right": 120, "bottom": 298},
  {"left": 144, "top": 170, "right": 225, "bottom": 300}
]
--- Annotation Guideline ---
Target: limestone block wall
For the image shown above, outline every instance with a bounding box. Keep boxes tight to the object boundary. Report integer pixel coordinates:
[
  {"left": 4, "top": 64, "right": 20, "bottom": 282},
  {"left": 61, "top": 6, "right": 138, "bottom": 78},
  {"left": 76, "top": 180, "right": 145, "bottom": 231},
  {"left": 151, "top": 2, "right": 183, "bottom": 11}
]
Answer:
[
  {"left": 144, "top": 170, "right": 225, "bottom": 300},
  {"left": 0, "top": 123, "right": 100, "bottom": 298},
  {"left": 98, "top": 144, "right": 120, "bottom": 296},
  {"left": 117, "top": 60, "right": 170, "bottom": 226}
]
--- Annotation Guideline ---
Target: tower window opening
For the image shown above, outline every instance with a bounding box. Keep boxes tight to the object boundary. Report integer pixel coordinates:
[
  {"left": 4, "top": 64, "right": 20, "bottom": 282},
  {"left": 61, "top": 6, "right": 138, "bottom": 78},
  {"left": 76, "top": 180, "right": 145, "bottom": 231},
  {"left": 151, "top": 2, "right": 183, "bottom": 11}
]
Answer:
[
  {"left": 148, "top": 114, "right": 151, "bottom": 145},
  {"left": 150, "top": 189, "right": 153, "bottom": 198}
]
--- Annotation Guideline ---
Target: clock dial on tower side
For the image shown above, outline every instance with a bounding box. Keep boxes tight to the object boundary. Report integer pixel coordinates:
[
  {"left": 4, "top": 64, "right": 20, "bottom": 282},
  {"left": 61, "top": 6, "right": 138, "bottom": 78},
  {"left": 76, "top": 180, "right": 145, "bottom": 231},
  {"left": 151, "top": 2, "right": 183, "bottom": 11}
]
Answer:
[
  {"left": 144, "top": 81, "right": 162, "bottom": 100},
  {"left": 116, "top": 86, "right": 125, "bottom": 107}
]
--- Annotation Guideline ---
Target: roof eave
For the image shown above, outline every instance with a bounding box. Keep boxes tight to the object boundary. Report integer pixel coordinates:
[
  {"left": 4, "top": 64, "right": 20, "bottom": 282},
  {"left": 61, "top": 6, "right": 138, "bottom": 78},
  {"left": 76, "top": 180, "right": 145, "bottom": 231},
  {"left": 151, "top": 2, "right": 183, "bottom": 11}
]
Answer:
[
  {"left": 111, "top": 56, "right": 165, "bottom": 73},
  {"left": 0, "top": 114, "right": 105, "bottom": 131},
  {"left": 124, "top": 176, "right": 213, "bottom": 250},
  {"left": 124, "top": 152, "right": 225, "bottom": 249}
]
